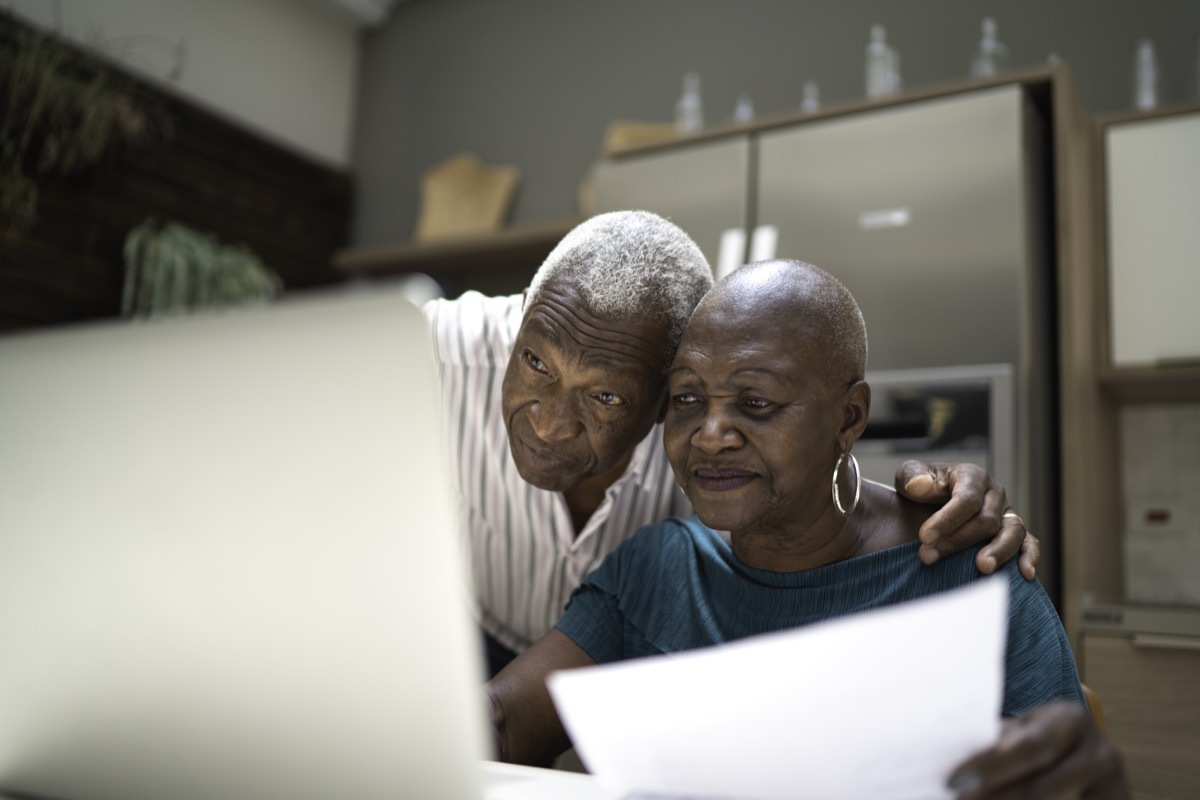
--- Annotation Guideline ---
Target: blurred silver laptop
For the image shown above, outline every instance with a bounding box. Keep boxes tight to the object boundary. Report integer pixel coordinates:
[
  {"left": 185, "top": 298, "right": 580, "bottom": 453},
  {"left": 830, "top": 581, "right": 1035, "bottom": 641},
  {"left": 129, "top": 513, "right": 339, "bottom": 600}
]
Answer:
[{"left": 0, "top": 288, "right": 492, "bottom": 800}]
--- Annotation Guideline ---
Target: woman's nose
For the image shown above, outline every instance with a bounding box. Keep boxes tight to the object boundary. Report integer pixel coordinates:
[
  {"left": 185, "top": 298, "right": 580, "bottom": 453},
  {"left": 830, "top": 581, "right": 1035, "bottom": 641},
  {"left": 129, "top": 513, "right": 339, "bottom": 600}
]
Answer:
[{"left": 691, "top": 408, "right": 742, "bottom": 452}]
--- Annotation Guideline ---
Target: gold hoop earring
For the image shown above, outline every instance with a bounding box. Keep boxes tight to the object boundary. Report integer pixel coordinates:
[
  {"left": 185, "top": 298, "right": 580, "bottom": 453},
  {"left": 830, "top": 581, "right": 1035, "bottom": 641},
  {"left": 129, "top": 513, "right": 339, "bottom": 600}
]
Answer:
[{"left": 832, "top": 451, "right": 861, "bottom": 516}]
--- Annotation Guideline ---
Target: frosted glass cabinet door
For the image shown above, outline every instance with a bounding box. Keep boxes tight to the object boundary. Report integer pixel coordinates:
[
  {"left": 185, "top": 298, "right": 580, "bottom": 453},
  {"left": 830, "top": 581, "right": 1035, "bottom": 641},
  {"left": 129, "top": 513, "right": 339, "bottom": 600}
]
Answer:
[
  {"left": 1106, "top": 111, "right": 1200, "bottom": 368},
  {"left": 592, "top": 137, "right": 751, "bottom": 277},
  {"left": 757, "top": 86, "right": 1031, "bottom": 372}
]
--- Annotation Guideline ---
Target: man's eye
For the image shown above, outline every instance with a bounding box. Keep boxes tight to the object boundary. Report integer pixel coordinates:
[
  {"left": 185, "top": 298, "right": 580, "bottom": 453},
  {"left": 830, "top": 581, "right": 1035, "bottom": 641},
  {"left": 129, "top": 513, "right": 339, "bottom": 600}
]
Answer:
[
  {"left": 671, "top": 393, "right": 699, "bottom": 406},
  {"left": 742, "top": 397, "right": 773, "bottom": 410},
  {"left": 596, "top": 392, "right": 624, "bottom": 406},
  {"left": 524, "top": 351, "right": 548, "bottom": 373}
]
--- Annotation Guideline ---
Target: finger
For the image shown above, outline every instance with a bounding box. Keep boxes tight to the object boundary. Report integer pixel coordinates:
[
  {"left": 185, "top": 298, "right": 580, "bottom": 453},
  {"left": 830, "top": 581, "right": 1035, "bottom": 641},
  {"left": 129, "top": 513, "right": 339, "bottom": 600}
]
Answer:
[
  {"left": 918, "top": 468, "right": 1007, "bottom": 551},
  {"left": 896, "top": 459, "right": 949, "bottom": 501},
  {"left": 1019, "top": 738, "right": 1124, "bottom": 800},
  {"left": 915, "top": 475, "right": 987, "bottom": 543},
  {"left": 918, "top": 496, "right": 991, "bottom": 566},
  {"left": 949, "top": 703, "right": 1090, "bottom": 799},
  {"left": 919, "top": 525, "right": 978, "bottom": 566},
  {"left": 958, "top": 725, "right": 1124, "bottom": 800},
  {"left": 1018, "top": 532, "right": 1040, "bottom": 580},
  {"left": 975, "top": 749, "right": 1091, "bottom": 800},
  {"left": 974, "top": 515, "right": 1028, "bottom": 576}
]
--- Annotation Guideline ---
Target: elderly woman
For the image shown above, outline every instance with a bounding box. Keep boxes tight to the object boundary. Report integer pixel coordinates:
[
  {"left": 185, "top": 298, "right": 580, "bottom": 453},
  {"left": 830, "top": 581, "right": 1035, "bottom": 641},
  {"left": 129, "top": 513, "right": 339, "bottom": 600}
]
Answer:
[{"left": 486, "top": 260, "right": 1126, "bottom": 797}]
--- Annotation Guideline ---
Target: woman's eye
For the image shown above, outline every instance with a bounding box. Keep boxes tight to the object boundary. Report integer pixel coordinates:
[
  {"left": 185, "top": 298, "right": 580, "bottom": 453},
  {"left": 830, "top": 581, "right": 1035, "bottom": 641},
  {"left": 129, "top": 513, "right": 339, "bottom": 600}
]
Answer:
[
  {"left": 671, "top": 393, "right": 698, "bottom": 406},
  {"left": 742, "top": 397, "right": 772, "bottom": 410}
]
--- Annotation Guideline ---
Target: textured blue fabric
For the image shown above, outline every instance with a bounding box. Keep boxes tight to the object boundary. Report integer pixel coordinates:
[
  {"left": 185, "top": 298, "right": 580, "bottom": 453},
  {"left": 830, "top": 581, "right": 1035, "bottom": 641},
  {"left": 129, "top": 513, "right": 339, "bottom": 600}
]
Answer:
[{"left": 555, "top": 516, "right": 1084, "bottom": 717}]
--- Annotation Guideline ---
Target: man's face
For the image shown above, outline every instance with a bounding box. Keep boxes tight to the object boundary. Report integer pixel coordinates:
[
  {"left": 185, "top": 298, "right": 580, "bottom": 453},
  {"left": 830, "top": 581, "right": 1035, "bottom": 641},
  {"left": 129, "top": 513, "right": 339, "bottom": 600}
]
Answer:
[
  {"left": 501, "top": 279, "right": 673, "bottom": 493},
  {"left": 663, "top": 299, "right": 847, "bottom": 536}
]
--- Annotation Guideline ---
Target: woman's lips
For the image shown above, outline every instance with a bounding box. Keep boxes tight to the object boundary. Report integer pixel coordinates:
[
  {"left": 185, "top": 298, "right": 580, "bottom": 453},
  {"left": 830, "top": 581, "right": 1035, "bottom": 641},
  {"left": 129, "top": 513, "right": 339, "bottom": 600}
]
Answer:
[{"left": 692, "top": 467, "right": 758, "bottom": 492}]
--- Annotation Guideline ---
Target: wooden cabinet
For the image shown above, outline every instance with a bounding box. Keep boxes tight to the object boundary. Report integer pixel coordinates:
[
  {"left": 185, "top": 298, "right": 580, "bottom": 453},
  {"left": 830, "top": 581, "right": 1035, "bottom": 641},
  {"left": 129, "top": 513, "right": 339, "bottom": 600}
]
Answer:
[
  {"left": 1104, "top": 108, "right": 1200, "bottom": 371},
  {"left": 1096, "top": 102, "right": 1200, "bottom": 407},
  {"left": 1081, "top": 619, "right": 1200, "bottom": 799},
  {"left": 755, "top": 85, "right": 1037, "bottom": 374},
  {"left": 1067, "top": 101, "right": 1200, "bottom": 616},
  {"left": 1070, "top": 101, "right": 1200, "bottom": 799}
]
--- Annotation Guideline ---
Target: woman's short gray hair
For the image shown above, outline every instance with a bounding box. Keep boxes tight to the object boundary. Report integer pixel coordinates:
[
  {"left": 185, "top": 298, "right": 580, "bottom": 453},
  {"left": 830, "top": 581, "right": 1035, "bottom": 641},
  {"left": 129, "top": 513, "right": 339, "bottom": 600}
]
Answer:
[{"left": 525, "top": 211, "right": 713, "bottom": 359}]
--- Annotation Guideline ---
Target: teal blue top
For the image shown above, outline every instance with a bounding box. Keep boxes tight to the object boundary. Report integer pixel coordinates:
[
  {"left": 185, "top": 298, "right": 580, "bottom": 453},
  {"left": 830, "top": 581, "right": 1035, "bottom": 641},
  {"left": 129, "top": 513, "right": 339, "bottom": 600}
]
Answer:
[{"left": 556, "top": 516, "right": 1084, "bottom": 716}]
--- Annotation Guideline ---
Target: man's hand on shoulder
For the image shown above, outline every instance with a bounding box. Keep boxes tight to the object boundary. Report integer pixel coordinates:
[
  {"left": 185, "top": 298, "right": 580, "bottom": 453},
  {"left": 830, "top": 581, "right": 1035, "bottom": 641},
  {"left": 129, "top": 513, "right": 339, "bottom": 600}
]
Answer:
[{"left": 895, "top": 460, "right": 1039, "bottom": 580}]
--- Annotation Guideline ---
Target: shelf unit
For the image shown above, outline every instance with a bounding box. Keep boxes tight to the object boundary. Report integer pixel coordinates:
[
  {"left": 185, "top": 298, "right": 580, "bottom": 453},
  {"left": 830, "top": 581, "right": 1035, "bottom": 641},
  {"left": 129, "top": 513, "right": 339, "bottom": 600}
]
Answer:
[
  {"left": 1069, "top": 98, "right": 1200, "bottom": 616},
  {"left": 1075, "top": 100, "right": 1200, "bottom": 799},
  {"left": 1099, "top": 366, "right": 1200, "bottom": 404}
]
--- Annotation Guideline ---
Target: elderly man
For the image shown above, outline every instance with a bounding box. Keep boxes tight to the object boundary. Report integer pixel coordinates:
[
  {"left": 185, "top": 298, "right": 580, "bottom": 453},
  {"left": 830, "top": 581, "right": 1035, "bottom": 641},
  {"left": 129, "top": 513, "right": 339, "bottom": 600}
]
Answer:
[{"left": 424, "top": 211, "right": 1038, "bottom": 677}]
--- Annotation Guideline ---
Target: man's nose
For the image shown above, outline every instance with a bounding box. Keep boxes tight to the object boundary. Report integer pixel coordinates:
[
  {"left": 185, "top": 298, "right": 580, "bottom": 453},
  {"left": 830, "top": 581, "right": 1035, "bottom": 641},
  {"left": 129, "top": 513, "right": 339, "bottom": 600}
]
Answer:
[
  {"left": 529, "top": 388, "right": 583, "bottom": 442},
  {"left": 691, "top": 406, "right": 742, "bottom": 453}
]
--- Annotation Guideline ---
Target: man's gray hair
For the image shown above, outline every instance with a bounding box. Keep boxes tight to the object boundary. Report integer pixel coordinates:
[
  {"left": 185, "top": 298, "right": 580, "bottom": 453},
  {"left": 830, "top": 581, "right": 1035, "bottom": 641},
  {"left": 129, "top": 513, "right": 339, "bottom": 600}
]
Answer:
[{"left": 525, "top": 211, "right": 713, "bottom": 358}]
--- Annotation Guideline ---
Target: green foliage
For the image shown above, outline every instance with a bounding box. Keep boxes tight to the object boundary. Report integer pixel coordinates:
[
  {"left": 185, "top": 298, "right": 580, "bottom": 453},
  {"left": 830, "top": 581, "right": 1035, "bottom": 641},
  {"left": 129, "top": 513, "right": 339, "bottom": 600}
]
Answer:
[
  {"left": 1, "top": 13, "right": 163, "bottom": 233},
  {"left": 122, "top": 220, "right": 283, "bottom": 318}
]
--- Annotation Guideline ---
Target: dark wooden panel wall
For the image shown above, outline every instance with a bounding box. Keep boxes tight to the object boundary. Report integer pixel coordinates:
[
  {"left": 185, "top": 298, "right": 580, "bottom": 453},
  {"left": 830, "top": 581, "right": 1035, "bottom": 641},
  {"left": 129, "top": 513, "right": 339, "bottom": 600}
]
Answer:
[{"left": 0, "top": 10, "right": 352, "bottom": 334}]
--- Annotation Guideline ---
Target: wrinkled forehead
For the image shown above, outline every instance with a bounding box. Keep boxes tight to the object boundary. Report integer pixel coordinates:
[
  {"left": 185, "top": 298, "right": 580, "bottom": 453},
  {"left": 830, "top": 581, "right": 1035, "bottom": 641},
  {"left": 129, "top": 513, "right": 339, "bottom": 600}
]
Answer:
[{"left": 520, "top": 281, "right": 673, "bottom": 372}]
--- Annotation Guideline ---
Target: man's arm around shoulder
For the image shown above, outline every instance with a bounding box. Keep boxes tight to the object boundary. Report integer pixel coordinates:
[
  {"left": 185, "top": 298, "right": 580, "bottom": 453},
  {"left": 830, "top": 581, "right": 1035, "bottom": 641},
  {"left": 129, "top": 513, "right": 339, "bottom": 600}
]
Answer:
[{"left": 486, "top": 629, "right": 596, "bottom": 767}]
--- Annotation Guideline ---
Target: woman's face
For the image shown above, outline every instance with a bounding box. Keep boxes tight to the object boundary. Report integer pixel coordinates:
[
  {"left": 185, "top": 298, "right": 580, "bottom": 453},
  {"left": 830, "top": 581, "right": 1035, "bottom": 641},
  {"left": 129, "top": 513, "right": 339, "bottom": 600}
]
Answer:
[{"left": 663, "top": 301, "right": 855, "bottom": 537}]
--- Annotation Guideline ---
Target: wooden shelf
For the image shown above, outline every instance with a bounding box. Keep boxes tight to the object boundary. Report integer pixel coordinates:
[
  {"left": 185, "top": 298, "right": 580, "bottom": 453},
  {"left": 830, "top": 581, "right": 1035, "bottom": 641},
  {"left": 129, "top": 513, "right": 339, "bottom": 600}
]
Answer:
[
  {"left": 1100, "top": 365, "right": 1200, "bottom": 403},
  {"left": 333, "top": 218, "right": 579, "bottom": 276},
  {"left": 1097, "top": 98, "right": 1200, "bottom": 128},
  {"left": 332, "top": 217, "right": 580, "bottom": 298}
]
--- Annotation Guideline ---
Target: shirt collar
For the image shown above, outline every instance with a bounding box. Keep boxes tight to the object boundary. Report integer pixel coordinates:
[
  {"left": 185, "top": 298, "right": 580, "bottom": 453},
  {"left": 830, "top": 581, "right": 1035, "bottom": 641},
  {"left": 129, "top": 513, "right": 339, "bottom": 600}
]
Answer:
[{"left": 614, "top": 422, "right": 663, "bottom": 487}]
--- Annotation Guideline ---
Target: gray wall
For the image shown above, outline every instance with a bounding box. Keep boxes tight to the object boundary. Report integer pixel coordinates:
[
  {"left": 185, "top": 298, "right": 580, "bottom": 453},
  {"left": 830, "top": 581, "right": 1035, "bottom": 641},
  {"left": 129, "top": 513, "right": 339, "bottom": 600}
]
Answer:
[{"left": 351, "top": 0, "right": 1200, "bottom": 246}]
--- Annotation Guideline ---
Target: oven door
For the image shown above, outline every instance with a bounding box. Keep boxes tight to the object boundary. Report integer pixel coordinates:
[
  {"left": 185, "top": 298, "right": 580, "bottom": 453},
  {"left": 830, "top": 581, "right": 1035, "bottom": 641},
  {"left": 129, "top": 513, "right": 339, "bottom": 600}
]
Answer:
[{"left": 855, "top": 364, "right": 1015, "bottom": 506}]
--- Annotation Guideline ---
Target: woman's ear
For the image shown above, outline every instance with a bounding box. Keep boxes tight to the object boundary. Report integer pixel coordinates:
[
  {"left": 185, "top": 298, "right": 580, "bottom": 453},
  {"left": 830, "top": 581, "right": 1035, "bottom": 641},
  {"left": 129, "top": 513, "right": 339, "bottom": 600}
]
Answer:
[{"left": 838, "top": 380, "right": 871, "bottom": 452}]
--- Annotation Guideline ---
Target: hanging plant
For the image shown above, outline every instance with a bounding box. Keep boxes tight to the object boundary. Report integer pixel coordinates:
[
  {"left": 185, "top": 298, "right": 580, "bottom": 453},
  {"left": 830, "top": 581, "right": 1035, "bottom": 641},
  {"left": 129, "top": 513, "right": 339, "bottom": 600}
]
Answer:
[
  {"left": 0, "top": 12, "right": 170, "bottom": 233},
  {"left": 122, "top": 220, "right": 283, "bottom": 318}
]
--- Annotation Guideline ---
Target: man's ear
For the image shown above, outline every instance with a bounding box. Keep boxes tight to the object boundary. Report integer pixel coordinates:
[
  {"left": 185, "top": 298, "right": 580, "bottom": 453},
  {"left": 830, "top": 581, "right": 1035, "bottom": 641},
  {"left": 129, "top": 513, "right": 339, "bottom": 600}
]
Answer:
[{"left": 837, "top": 380, "right": 871, "bottom": 452}]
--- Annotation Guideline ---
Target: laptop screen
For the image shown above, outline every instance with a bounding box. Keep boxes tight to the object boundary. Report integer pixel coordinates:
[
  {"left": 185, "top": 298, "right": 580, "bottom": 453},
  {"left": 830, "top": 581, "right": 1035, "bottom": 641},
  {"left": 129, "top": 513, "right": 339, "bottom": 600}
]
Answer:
[{"left": 0, "top": 287, "right": 490, "bottom": 800}]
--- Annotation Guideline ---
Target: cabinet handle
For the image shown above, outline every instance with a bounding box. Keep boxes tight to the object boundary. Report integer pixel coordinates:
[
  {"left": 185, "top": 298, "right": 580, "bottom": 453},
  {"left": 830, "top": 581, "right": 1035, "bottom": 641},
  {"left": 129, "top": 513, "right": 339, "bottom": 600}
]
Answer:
[
  {"left": 1131, "top": 633, "right": 1200, "bottom": 651},
  {"left": 857, "top": 207, "right": 912, "bottom": 231}
]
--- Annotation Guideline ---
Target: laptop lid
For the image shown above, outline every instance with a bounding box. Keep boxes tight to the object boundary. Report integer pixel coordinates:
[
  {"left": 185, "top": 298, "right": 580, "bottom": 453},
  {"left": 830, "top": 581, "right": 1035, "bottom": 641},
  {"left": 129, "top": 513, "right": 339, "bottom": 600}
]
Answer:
[{"left": 0, "top": 287, "right": 490, "bottom": 800}]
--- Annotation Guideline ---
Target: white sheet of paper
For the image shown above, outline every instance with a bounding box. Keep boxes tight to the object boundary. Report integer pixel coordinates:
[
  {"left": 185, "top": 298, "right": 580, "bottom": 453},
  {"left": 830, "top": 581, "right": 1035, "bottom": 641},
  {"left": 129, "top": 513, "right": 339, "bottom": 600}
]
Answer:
[{"left": 547, "top": 577, "right": 1009, "bottom": 800}]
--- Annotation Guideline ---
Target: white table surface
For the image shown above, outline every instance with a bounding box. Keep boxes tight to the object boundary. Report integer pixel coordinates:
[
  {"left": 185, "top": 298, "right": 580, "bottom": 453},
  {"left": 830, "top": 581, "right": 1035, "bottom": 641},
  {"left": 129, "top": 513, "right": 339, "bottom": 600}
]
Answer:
[{"left": 481, "top": 760, "right": 631, "bottom": 800}]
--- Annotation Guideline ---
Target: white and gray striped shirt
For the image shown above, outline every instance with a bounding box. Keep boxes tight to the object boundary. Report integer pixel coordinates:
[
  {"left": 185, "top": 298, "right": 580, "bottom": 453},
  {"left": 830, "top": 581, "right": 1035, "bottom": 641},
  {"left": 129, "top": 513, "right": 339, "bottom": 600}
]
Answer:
[{"left": 424, "top": 291, "right": 692, "bottom": 653}]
